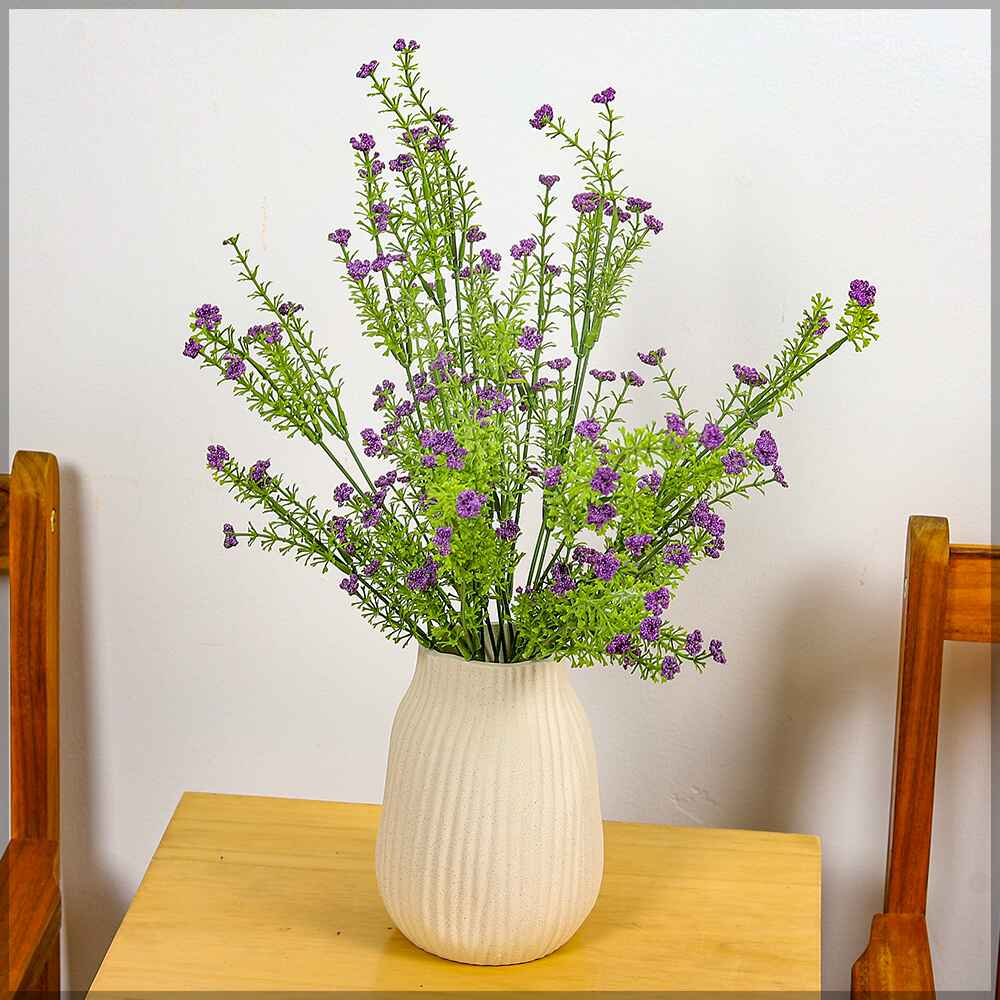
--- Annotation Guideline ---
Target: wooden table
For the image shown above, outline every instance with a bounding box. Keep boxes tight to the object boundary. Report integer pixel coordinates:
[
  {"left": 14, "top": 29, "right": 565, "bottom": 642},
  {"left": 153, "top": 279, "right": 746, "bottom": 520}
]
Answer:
[{"left": 88, "top": 792, "right": 821, "bottom": 993}]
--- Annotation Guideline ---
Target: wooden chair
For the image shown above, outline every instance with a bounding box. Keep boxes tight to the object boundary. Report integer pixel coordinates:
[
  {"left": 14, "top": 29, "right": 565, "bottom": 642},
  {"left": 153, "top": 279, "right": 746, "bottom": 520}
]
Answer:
[
  {"left": 852, "top": 515, "right": 998, "bottom": 997},
  {"left": 0, "top": 452, "right": 60, "bottom": 997}
]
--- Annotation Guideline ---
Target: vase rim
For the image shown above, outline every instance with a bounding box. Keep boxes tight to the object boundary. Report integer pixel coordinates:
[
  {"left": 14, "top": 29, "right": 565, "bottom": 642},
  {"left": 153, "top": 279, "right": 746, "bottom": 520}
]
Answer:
[{"left": 416, "top": 642, "right": 556, "bottom": 670}]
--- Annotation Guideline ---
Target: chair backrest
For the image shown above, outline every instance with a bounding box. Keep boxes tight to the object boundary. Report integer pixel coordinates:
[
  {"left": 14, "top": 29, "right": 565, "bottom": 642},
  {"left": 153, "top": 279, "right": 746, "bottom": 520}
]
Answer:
[
  {"left": 884, "top": 515, "right": 998, "bottom": 916},
  {"left": 3, "top": 451, "right": 60, "bottom": 845}
]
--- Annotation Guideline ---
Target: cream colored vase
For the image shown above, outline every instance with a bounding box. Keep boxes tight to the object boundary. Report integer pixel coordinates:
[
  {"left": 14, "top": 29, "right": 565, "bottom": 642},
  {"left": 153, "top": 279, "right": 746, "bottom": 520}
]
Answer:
[{"left": 375, "top": 645, "right": 604, "bottom": 965}]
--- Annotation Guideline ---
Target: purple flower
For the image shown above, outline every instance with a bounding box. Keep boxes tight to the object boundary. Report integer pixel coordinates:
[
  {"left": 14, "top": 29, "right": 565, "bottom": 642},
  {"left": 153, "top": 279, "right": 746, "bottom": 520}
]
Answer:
[
  {"left": 340, "top": 574, "right": 360, "bottom": 595},
  {"left": 645, "top": 587, "right": 671, "bottom": 614},
  {"left": 685, "top": 629, "right": 703, "bottom": 656},
  {"left": 705, "top": 537, "right": 726, "bottom": 559},
  {"left": 433, "top": 526, "right": 453, "bottom": 557},
  {"left": 495, "top": 519, "right": 520, "bottom": 542},
  {"left": 661, "top": 655, "right": 680, "bottom": 680},
  {"left": 575, "top": 418, "right": 601, "bottom": 441},
  {"left": 518, "top": 326, "right": 542, "bottom": 350},
  {"left": 362, "top": 559, "right": 380, "bottom": 577},
  {"left": 356, "top": 60, "right": 378, "bottom": 79},
  {"left": 223, "top": 355, "right": 246, "bottom": 381},
  {"left": 347, "top": 259, "right": 371, "bottom": 281},
  {"left": 637, "top": 470, "right": 662, "bottom": 493},
  {"left": 421, "top": 454, "right": 436, "bottom": 468},
  {"left": 360, "top": 427, "right": 383, "bottom": 457},
  {"left": 361, "top": 507, "right": 382, "bottom": 528},
  {"left": 250, "top": 458, "right": 272, "bottom": 486},
  {"left": 406, "top": 556, "right": 439, "bottom": 592},
  {"left": 328, "top": 228, "right": 351, "bottom": 246},
  {"left": 546, "top": 357, "right": 571, "bottom": 372},
  {"left": 572, "top": 191, "right": 601, "bottom": 214},
  {"left": 426, "top": 135, "right": 447, "bottom": 152},
  {"left": 849, "top": 279, "right": 877, "bottom": 308},
  {"left": 591, "top": 87, "right": 616, "bottom": 104},
  {"left": 392, "top": 38, "right": 419, "bottom": 52},
  {"left": 529, "top": 103, "right": 553, "bottom": 129},
  {"left": 389, "top": 153, "right": 414, "bottom": 172},
  {"left": 643, "top": 213, "right": 664, "bottom": 235},
  {"left": 593, "top": 551, "right": 621, "bottom": 581},
  {"left": 435, "top": 113, "right": 454, "bottom": 130},
  {"left": 207, "top": 444, "right": 229, "bottom": 471},
  {"left": 350, "top": 132, "right": 376, "bottom": 152},
  {"left": 626, "top": 197, "right": 653, "bottom": 213},
  {"left": 543, "top": 466, "right": 562, "bottom": 488},
  {"left": 733, "top": 363, "right": 768, "bottom": 387},
  {"left": 182, "top": 338, "right": 202, "bottom": 358},
  {"left": 753, "top": 429, "right": 779, "bottom": 467},
  {"left": 375, "top": 470, "right": 397, "bottom": 489},
  {"left": 330, "top": 516, "right": 349, "bottom": 543},
  {"left": 549, "top": 562, "right": 576, "bottom": 597},
  {"left": 334, "top": 482, "right": 354, "bottom": 504},
  {"left": 721, "top": 449, "right": 747, "bottom": 475},
  {"left": 709, "top": 639, "right": 726, "bottom": 664},
  {"left": 589, "top": 368, "right": 617, "bottom": 382},
  {"left": 193, "top": 303, "right": 222, "bottom": 332},
  {"left": 446, "top": 449, "right": 467, "bottom": 471},
  {"left": 623, "top": 370, "right": 644, "bottom": 387},
  {"left": 773, "top": 464, "right": 788, "bottom": 488},
  {"left": 665, "top": 413, "right": 687, "bottom": 437},
  {"left": 455, "top": 489, "right": 487, "bottom": 518},
  {"left": 222, "top": 523, "right": 238, "bottom": 549},
  {"left": 815, "top": 315, "right": 830, "bottom": 336},
  {"left": 624, "top": 534, "right": 653, "bottom": 558},
  {"left": 415, "top": 383, "right": 438, "bottom": 403},
  {"left": 606, "top": 633, "right": 632, "bottom": 655},
  {"left": 587, "top": 502, "right": 617, "bottom": 530},
  {"left": 539, "top": 174, "right": 560, "bottom": 188},
  {"left": 372, "top": 379, "right": 395, "bottom": 411},
  {"left": 510, "top": 237, "right": 537, "bottom": 260},
  {"left": 480, "top": 248, "right": 502, "bottom": 272},
  {"left": 277, "top": 300, "right": 302, "bottom": 317},
  {"left": 395, "top": 399, "right": 415, "bottom": 418},
  {"left": 591, "top": 465, "right": 620, "bottom": 496},
  {"left": 637, "top": 347, "right": 665, "bottom": 366},
  {"left": 465, "top": 224, "right": 486, "bottom": 243},
  {"left": 639, "top": 616, "right": 662, "bottom": 642},
  {"left": 663, "top": 542, "right": 691, "bottom": 568},
  {"left": 699, "top": 423, "right": 724, "bottom": 450},
  {"left": 690, "top": 500, "right": 725, "bottom": 538},
  {"left": 546, "top": 263, "right": 562, "bottom": 276}
]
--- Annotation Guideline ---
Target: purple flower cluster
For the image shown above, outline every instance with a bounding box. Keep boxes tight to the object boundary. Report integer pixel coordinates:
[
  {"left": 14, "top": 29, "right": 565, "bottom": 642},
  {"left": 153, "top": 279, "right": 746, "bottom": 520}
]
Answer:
[
  {"left": 510, "top": 237, "right": 537, "bottom": 260},
  {"left": 328, "top": 227, "right": 351, "bottom": 246},
  {"left": 815, "top": 315, "right": 830, "bottom": 336},
  {"left": 456, "top": 489, "right": 487, "bottom": 518},
  {"left": 606, "top": 633, "right": 632, "bottom": 655},
  {"left": 277, "top": 300, "right": 302, "bottom": 317},
  {"left": 572, "top": 191, "right": 601, "bottom": 214},
  {"left": 389, "top": 152, "right": 413, "bottom": 172},
  {"left": 575, "top": 418, "right": 601, "bottom": 441},
  {"left": 623, "top": 371, "right": 644, "bottom": 387},
  {"left": 222, "top": 523, "right": 238, "bottom": 549},
  {"left": 685, "top": 629, "right": 703, "bottom": 656},
  {"left": 372, "top": 379, "right": 395, "bottom": 411},
  {"left": 849, "top": 279, "right": 877, "bottom": 308},
  {"left": 665, "top": 414, "right": 687, "bottom": 437},
  {"left": 207, "top": 444, "right": 229, "bottom": 471},
  {"left": 539, "top": 174, "right": 560, "bottom": 188},
  {"left": 334, "top": 482, "right": 354, "bottom": 504},
  {"left": 250, "top": 458, "right": 272, "bottom": 486},
  {"left": 480, "top": 248, "right": 502, "bottom": 272},
  {"left": 406, "top": 557, "right": 438, "bottom": 592},
  {"left": 624, "top": 534, "right": 653, "bottom": 558},
  {"left": 637, "top": 470, "right": 662, "bottom": 492},
  {"left": 638, "top": 347, "right": 665, "bottom": 365},
  {"left": 587, "top": 502, "right": 617, "bottom": 530},
  {"left": 356, "top": 60, "right": 378, "bottom": 79},
  {"left": 183, "top": 338, "right": 202, "bottom": 358},
  {"left": 663, "top": 542, "right": 691, "bottom": 568},
  {"left": 529, "top": 103, "right": 553, "bottom": 130},
  {"left": 347, "top": 259, "right": 371, "bottom": 281},
  {"left": 733, "top": 364, "right": 767, "bottom": 387},
  {"left": 361, "top": 427, "right": 383, "bottom": 457},
  {"left": 721, "top": 449, "right": 747, "bottom": 475},
  {"left": 661, "top": 656, "right": 680, "bottom": 680},
  {"left": 340, "top": 574, "right": 360, "bottom": 595},
  {"left": 518, "top": 325, "right": 542, "bottom": 350},
  {"left": 350, "top": 132, "right": 376, "bottom": 153},
  {"left": 547, "top": 357, "right": 571, "bottom": 372},
  {"left": 591, "top": 465, "right": 620, "bottom": 496},
  {"left": 193, "top": 303, "right": 222, "bottom": 332},
  {"left": 591, "top": 87, "right": 616, "bottom": 104},
  {"left": 709, "top": 639, "right": 726, "bottom": 664},
  {"left": 753, "top": 430, "right": 779, "bottom": 467},
  {"left": 246, "top": 322, "right": 282, "bottom": 344},
  {"left": 433, "top": 526, "right": 453, "bottom": 557},
  {"left": 543, "top": 466, "right": 562, "bottom": 488},
  {"left": 426, "top": 135, "right": 448, "bottom": 152},
  {"left": 393, "top": 38, "right": 419, "bottom": 52},
  {"left": 222, "top": 353, "right": 245, "bottom": 380},
  {"left": 626, "top": 197, "right": 652, "bottom": 213},
  {"left": 643, "top": 214, "right": 663, "bottom": 235},
  {"left": 699, "top": 423, "right": 724, "bottom": 450},
  {"left": 550, "top": 562, "right": 576, "bottom": 596},
  {"left": 495, "top": 519, "right": 520, "bottom": 542},
  {"left": 639, "top": 616, "right": 662, "bottom": 642},
  {"left": 645, "top": 587, "right": 671, "bottom": 613},
  {"left": 590, "top": 368, "right": 616, "bottom": 382}
]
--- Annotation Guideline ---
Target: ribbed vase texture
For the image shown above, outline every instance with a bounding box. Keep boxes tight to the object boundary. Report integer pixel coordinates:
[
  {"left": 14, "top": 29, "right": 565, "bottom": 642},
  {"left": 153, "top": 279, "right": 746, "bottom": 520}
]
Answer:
[{"left": 375, "top": 645, "right": 604, "bottom": 965}]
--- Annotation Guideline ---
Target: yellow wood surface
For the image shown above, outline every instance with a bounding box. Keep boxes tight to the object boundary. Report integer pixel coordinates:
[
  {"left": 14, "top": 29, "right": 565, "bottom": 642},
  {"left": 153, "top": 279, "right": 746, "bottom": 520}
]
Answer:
[{"left": 88, "top": 792, "right": 821, "bottom": 993}]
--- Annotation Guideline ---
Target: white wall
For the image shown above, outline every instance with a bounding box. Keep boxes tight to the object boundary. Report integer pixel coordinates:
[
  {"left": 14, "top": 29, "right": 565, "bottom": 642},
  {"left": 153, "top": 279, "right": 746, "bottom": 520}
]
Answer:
[{"left": 10, "top": 9, "right": 990, "bottom": 991}]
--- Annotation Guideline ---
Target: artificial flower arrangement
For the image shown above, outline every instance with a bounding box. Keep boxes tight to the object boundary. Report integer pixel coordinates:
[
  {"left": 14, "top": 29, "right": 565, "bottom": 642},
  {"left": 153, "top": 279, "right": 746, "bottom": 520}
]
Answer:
[{"left": 183, "top": 39, "right": 880, "bottom": 682}]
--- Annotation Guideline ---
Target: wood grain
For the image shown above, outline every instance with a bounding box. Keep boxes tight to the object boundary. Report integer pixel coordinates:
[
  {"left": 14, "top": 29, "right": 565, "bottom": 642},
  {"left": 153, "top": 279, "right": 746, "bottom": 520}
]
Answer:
[
  {"left": 883, "top": 515, "right": 950, "bottom": 916},
  {"left": 9, "top": 451, "right": 60, "bottom": 845},
  {"left": 1, "top": 837, "right": 61, "bottom": 996},
  {"left": 852, "top": 913, "right": 934, "bottom": 996},
  {"left": 88, "top": 792, "right": 821, "bottom": 994},
  {"left": 944, "top": 544, "right": 999, "bottom": 643}
]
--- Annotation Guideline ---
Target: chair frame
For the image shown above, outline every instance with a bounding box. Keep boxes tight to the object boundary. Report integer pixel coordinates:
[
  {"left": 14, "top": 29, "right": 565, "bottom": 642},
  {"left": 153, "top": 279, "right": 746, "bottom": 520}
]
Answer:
[
  {"left": 1, "top": 451, "right": 60, "bottom": 997},
  {"left": 852, "top": 515, "right": 998, "bottom": 996}
]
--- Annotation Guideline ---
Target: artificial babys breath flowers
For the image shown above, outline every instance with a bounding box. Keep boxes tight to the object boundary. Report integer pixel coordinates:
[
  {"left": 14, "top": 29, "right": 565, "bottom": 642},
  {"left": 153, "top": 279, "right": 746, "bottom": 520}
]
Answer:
[{"left": 182, "top": 39, "right": 881, "bottom": 680}]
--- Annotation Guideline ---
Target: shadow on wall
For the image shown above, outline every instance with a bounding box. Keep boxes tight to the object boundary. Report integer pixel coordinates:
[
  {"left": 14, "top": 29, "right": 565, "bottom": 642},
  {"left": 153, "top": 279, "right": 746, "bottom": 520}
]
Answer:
[{"left": 60, "top": 465, "right": 130, "bottom": 989}]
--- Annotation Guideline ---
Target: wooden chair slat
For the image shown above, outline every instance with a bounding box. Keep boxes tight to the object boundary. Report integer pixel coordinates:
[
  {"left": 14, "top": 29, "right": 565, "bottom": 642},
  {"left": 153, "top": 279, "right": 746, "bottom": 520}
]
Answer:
[{"left": 944, "top": 544, "right": 999, "bottom": 643}]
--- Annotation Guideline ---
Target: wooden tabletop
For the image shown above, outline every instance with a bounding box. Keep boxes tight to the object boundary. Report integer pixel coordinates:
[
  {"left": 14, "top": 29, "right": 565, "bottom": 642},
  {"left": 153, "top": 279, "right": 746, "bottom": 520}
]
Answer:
[{"left": 88, "top": 792, "right": 821, "bottom": 993}]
